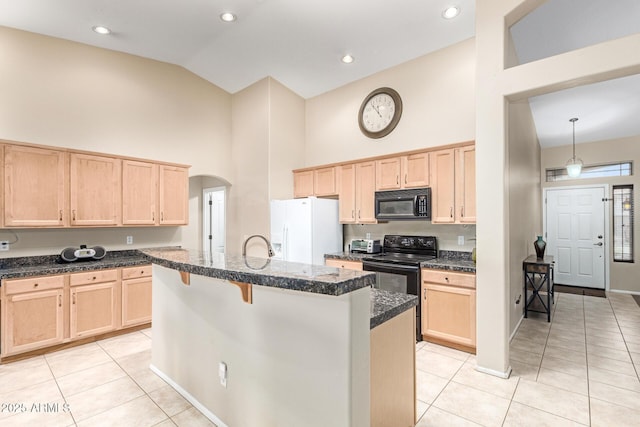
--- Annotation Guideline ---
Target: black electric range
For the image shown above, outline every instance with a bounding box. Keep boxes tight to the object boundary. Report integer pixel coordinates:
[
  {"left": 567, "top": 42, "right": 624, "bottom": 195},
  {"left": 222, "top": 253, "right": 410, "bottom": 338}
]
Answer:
[{"left": 362, "top": 235, "right": 437, "bottom": 341}]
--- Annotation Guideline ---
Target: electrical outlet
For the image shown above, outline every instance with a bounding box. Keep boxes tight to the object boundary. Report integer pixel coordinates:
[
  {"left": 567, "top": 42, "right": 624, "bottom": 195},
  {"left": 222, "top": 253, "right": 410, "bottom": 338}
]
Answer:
[
  {"left": 0, "top": 241, "right": 9, "bottom": 251},
  {"left": 126, "top": 236, "right": 133, "bottom": 245},
  {"left": 457, "top": 236, "right": 464, "bottom": 245},
  {"left": 219, "top": 362, "right": 227, "bottom": 388}
]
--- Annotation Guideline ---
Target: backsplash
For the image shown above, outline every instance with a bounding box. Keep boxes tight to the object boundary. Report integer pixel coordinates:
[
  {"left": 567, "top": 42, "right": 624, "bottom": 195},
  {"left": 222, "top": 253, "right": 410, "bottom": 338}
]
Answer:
[{"left": 344, "top": 222, "right": 476, "bottom": 252}]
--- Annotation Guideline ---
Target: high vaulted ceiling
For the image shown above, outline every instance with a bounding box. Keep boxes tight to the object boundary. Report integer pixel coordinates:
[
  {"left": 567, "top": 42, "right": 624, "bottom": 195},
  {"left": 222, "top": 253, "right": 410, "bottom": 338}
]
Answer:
[{"left": 1, "top": 0, "right": 639, "bottom": 148}]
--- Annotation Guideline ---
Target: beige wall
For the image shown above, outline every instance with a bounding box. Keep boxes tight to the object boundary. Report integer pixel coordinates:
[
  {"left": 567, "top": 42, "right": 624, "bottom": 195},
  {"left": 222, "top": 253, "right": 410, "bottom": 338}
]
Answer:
[
  {"left": 507, "top": 100, "right": 542, "bottom": 334},
  {"left": 475, "top": 0, "right": 640, "bottom": 376},
  {"left": 542, "top": 135, "right": 640, "bottom": 293},
  {"left": 304, "top": 38, "right": 476, "bottom": 167},
  {"left": 228, "top": 78, "right": 305, "bottom": 256},
  {"left": 0, "top": 26, "right": 233, "bottom": 257}
]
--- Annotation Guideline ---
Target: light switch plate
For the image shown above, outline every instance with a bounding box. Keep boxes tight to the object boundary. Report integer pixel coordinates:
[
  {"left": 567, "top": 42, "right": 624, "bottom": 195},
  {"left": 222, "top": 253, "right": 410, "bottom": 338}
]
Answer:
[{"left": 0, "top": 241, "right": 9, "bottom": 251}]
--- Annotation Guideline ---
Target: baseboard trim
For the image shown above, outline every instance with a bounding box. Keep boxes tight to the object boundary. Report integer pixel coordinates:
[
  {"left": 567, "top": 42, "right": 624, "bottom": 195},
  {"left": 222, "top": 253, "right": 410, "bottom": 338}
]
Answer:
[
  {"left": 510, "top": 315, "right": 524, "bottom": 342},
  {"left": 608, "top": 289, "right": 640, "bottom": 296},
  {"left": 150, "top": 364, "right": 228, "bottom": 427},
  {"left": 475, "top": 364, "right": 512, "bottom": 379}
]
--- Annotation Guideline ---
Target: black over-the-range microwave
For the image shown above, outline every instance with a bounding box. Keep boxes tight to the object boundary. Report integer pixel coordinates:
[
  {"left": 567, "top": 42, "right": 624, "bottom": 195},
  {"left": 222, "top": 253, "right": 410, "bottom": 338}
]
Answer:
[{"left": 374, "top": 188, "right": 431, "bottom": 221}]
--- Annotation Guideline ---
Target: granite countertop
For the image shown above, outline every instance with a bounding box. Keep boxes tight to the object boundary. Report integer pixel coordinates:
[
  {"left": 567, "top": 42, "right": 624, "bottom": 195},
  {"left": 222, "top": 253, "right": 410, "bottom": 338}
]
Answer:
[
  {"left": 0, "top": 250, "right": 150, "bottom": 280},
  {"left": 324, "top": 250, "right": 476, "bottom": 273},
  {"left": 140, "top": 247, "right": 375, "bottom": 297},
  {"left": 370, "top": 288, "right": 417, "bottom": 329}
]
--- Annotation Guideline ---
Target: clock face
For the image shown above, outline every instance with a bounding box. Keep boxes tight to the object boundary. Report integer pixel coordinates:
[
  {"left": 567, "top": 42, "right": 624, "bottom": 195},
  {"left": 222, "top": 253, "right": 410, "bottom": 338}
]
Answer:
[{"left": 358, "top": 87, "right": 402, "bottom": 139}]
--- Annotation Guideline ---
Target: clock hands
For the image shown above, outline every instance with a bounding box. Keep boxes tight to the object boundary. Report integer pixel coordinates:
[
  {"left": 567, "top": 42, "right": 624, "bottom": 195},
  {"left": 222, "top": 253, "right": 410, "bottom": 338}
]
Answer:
[{"left": 371, "top": 103, "right": 383, "bottom": 118}]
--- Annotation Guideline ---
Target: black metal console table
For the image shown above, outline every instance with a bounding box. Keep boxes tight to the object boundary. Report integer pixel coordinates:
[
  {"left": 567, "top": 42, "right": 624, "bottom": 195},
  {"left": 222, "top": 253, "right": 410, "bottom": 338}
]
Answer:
[{"left": 523, "top": 255, "right": 554, "bottom": 322}]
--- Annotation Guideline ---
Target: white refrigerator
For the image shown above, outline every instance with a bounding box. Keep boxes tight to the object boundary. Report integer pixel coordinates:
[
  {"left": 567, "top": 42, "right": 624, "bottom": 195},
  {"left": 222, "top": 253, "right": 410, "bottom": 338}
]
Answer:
[{"left": 270, "top": 197, "right": 342, "bottom": 265}]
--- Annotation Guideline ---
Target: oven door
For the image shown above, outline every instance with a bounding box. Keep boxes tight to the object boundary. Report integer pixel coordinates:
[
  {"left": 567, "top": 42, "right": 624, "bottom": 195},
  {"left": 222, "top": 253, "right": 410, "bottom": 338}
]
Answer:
[{"left": 363, "top": 260, "right": 422, "bottom": 341}]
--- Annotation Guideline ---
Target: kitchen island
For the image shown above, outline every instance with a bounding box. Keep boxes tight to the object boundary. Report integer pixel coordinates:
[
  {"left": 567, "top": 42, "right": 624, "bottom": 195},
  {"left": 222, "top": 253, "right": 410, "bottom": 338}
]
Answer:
[{"left": 140, "top": 248, "right": 416, "bottom": 427}]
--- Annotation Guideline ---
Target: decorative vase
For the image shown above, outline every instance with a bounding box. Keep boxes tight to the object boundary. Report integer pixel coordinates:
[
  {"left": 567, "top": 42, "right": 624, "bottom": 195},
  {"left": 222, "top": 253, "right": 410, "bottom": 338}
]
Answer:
[{"left": 534, "top": 236, "right": 546, "bottom": 260}]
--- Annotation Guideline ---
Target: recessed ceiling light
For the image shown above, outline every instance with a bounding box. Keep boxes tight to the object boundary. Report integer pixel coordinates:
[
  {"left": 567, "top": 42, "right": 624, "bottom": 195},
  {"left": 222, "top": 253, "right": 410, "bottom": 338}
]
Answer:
[
  {"left": 341, "top": 54, "right": 355, "bottom": 64},
  {"left": 92, "top": 25, "right": 112, "bottom": 35},
  {"left": 220, "top": 12, "right": 237, "bottom": 22},
  {"left": 442, "top": 6, "right": 460, "bottom": 19}
]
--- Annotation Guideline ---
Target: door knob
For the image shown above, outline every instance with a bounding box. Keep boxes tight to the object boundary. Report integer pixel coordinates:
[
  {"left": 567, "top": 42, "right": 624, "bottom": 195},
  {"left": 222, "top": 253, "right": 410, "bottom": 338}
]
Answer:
[{"left": 593, "top": 242, "right": 603, "bottom": 246}]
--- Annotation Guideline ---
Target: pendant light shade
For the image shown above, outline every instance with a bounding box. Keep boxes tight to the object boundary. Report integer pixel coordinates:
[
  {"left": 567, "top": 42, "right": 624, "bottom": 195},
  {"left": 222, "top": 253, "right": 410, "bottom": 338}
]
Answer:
[{"left": 566, "top": 117, "right": 582, "bottom": 178}]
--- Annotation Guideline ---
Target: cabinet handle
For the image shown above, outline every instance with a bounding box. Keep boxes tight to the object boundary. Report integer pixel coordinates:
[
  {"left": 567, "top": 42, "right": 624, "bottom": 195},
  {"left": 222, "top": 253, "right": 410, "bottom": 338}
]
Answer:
[
  {"left": 396, "top": 175, "right": 399, "bottom": 185},
  {"left": 445, "top": 277, "right": 449, "bottom": 282},
  {"left": 141, "top": 270, "right": 145, "bottom": 274},
  {"left": 92, "top": 276, "right": 97, "bottom": 280},
  {"left": 424, "top": 292, "right": 426, "bottom": 300},
  {"left": 72, "top": 293, "right": 76, "bottom": 305},
  {"left": 450, "top": 207, "right": 453, "bottom": 218},
  {"left": 405, "top": 174, "right": 407, "bottom": 184},
  {"left": 152, "top": 212, "right": 155, "bottom": 221},
  {"left": 461, "top": 206, "right": 464, "bottom": 217},
  {"left": 33, "top": 283, "right": 39, "bottom": 288},
  {"left": 352, "top": 209, "right": 355, "bottom": 219},
  {"left": 58, "top": 295, "right": 62, "bottom": 307},
  {"left": 161, "top": 212, "right": 164, "bottom": 221},
  {"left": 59, "top": 210, "right": 63, "bottom": 221},
  {"left": 358, "top": 209, "right": 361, "bottom": 219},
  {"left": 72, "top": 210, "right": 76, "bottom": 221}
]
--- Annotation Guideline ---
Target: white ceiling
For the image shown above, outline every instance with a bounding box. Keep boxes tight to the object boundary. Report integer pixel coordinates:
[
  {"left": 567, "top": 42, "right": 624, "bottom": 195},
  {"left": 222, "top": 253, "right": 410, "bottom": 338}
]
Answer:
[
  {"left": 0, "top": 0, "right": 638, "bottom": 148},
  {"left": 510, "top": 0, "right": 640, "bottom": 148}
]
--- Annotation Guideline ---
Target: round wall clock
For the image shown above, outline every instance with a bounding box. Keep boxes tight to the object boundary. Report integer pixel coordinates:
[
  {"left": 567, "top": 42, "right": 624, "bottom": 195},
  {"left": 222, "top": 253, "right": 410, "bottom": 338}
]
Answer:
[{"left": 358, "top": 87, "right": 403, "bottom": 139}]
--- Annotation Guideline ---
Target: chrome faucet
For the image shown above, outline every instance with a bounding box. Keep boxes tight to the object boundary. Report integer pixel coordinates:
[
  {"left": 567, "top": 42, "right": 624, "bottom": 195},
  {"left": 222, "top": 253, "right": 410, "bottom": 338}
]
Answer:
[{"left": 242, "top": 234, "right": 275, "bottom": 257}]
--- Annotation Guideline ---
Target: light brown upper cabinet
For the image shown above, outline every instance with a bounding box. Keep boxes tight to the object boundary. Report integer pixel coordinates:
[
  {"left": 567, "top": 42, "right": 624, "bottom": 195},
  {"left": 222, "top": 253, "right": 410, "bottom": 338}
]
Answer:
[
  {"left": 293, "top": 167, "right": 337, "bottom": 198},
  {"left": 455, "top": 146, "right": 476, "bottom": 223},
  {"left": 4, "top": 145, "right": 67, "bottom": 227},
  {"left": 376, "top": 152, "right": 429, "bottom": 191},
  {"left": 314, "top": 166, "right": 337, "bottom": 196},
  {"left": 430, "top": 146, "right": 475, "bottom": 224},
  {"left": 159, "top": 165, "right": 189, "bottom": 225},
  {"left": 293, "top": 170, "right": 314, "bottom": 198},
  {"left": 70, "top": 153, "right": 122, "bottom": 226},
  {"left": 339, "top": 161, "right": 376, "bottom": 224},
  {"left": 122, "top": 160, "right": 158, "bottom": 226}
]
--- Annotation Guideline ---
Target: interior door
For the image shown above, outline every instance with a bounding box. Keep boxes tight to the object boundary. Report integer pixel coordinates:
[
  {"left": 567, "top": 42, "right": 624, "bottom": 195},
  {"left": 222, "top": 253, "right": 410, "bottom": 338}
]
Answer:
[{"left": 545, "top": 187, "right": 606, "bottom": 289}]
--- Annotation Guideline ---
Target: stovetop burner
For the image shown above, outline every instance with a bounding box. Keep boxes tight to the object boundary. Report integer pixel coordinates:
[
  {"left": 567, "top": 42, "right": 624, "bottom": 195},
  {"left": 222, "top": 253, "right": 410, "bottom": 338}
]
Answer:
[{"left": 362, "top": 235, "right": 437, "bottom": 265}]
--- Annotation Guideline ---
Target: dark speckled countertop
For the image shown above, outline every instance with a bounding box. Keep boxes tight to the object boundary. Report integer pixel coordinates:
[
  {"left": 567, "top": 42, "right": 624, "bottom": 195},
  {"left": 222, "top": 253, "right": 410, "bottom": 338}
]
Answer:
[
  {"left": 0, "top": 250, "right": 150, "bottom": 280},
  {"left": 325, "top": 250, "right": 476, "bottom": 273},
  {"left": 0, "top": 248, "right": 418, "bottom": 330},
  {"left": 141, "top": 247, "right": 376, "bottom": 297}
]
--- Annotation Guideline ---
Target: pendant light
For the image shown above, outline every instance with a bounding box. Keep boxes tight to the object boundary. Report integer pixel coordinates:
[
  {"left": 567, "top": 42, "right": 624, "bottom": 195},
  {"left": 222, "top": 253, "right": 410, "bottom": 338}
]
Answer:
[{"left": 566, "top": 117, "right": 583, "bottom": 178}]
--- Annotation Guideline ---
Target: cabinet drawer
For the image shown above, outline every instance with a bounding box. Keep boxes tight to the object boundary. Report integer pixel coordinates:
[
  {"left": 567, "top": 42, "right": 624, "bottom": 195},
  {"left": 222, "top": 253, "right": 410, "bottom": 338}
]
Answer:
[
  {"left": 122, "top": 265, "right": 152, "bottom": 280},
  {"left": 70, "top": 269, "right": 118, "bottom": 286},
  {"left": 421, "top": 269, "right": 475, "bottom": 288},
  {"left": 4, "top": 275, "right": 65, "bottom": 295},
  {"left": 325, "top": 259, "right": 363, "bottom": 271}
]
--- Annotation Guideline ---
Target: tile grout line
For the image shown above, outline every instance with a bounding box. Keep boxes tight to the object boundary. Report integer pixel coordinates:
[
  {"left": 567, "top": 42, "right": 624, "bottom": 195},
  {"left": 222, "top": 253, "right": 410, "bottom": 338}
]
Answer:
[
  {"left": 582, "top": 293, "right": 593, "bottom": 427},
  {"left": 43, "top": 353, "right": 79, "bottom": 427},
  {"left": 608, "top": 295, "right": 640, "bottom": 383}
]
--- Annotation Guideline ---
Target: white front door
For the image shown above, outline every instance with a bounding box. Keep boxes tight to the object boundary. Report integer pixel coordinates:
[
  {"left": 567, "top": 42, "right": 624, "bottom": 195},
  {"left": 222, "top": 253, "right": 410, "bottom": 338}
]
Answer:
[
  {"left": 203, "top": 187, "right": 225, "bottom": 253},
  {"left": 545, "top": 186, "right": 606, "bottom": 289}
]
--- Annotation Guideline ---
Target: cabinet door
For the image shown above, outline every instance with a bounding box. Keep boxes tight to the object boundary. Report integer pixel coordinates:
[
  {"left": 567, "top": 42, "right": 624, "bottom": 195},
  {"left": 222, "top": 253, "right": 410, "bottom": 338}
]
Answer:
[
  {"left": 403, "top": 152, "right": 429, "bottom": 188},
  {"left": 3, "top": 289, "right": 64, "bottom": 356},
  {"left": 314, "top": 167, "right": 337, "bottom": 196},
  {"left": 356, "top": 161, "right": 377, "bottom": 223},
  {"left": 430, "top": 149, "right": 455, "bottom": 223},
  {"left": 70, "top": 282, "right": 117, "bottom": 339},
  {"left": 375, "top": 157, "right": 401, "bottom": 191},
  {"left": 293, "top": 170, "right": 314, "bottom": 198},
  {"left": 159, "top": 165, "right": 189, "bottom": 225},
  {"left": 70, "top": 153, "right": 121, "bottom": 226},
  {"left": 422, "top": 283, "right": 476, "bottom": 347},
  {"left": 122, "top": 277, "right": 152, "bottom": 327},
  {"left": 456, "top": 146, "right": 476, "bottom": 223},
  {"left": 122, "top": 160, "right": 157, "bottom": 225},
  {"left": 4, "top": 145, "right": 67, "bottom": 227},
  {"left": 338, "top": 164, "right": 356, "bottom": 223}
]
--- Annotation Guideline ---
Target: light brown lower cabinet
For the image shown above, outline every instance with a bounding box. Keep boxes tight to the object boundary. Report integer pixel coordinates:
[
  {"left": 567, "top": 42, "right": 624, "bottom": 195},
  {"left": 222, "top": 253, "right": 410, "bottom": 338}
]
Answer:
[
  {"left": 121, "top": 266, "right": 152, "bottom": 327},
  {"left": 2, "top": 275, "right": 65, "bottom": 356},
  {"left": 371, "top": 308, "right": 416, "bottom": 427},
  {"left": 1, "top": 265, "right": 152, "bottom": 359},
  {"left": 421, "top": 269, "right": 476, "bottom": 351}
]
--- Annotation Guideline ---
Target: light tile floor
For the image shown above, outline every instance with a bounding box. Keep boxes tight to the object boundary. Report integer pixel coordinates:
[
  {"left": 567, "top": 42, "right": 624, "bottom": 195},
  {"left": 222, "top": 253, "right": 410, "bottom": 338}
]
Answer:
[
  {"left": 1, "top": 292, "right": 638, "bottom": 426},
  {"left": 416, "top": 292, "right": 640, "bottom": 427}
]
